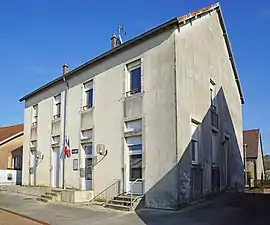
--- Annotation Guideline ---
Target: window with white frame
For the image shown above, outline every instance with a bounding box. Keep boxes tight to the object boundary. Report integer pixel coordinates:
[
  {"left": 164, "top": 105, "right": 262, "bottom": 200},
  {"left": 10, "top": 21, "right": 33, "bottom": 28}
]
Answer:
[
  {"left": 83, "top": 80, "right": 93, "bottom": 109},
  {"left": 125, "top": 119, "right": 142, "bottom": 132},
  {"left": 30, "top": 140, "right": 37, "bottom": 149},
  {"left": 191, "top": 122, "right": 199, "bottom": 165},
  {"left": 53, "top": 94, "right": 61, "bottom": 119},
  {"left": 126, "top": 136, "right": 142, "bottom": 181},
  {"left": 52, "top": 135, "right": 61, "bottom": 144},
  {"left": 211, "top": 131, "right": 218, "bottom": 165},
  {"left": 81, "top": 129, "right": 93, "bottom": 140},
  {"left": 32, "top": 105, "right": 38, "bottom": 125},
  {"left": 126, "top": 60, "right": 142, "bottom": 95},
  {"left": 210, "top": 80, "right": 218, "bottom": 129}
]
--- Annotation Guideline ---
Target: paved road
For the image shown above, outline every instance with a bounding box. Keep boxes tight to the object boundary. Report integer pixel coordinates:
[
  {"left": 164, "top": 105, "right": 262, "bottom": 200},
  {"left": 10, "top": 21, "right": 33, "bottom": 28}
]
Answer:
[{"left": 0, "top": 191, "right": 269, "bottom": 225}]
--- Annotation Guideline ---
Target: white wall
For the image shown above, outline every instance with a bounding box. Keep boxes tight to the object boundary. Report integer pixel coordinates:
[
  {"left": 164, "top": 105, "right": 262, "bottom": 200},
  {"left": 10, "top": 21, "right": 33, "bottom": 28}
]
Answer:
[{"left": 0, "top": 170, "right": 22, "bottom": 185}]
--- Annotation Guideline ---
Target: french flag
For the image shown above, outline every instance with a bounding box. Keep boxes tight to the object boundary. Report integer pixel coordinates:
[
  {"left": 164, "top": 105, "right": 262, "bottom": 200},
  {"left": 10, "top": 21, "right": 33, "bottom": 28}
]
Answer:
[{"left": 64, "top": 137, "right": 71, "bottom": 158}]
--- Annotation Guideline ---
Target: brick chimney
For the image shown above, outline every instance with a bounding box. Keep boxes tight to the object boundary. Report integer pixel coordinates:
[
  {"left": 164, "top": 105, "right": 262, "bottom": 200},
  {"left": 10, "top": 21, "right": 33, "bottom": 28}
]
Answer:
[
  {"left": 111, "top": 34, "right": 117, "bottom": 49},
  {"left": 62, "top": 63, "right": 68, "bottom": 75}
]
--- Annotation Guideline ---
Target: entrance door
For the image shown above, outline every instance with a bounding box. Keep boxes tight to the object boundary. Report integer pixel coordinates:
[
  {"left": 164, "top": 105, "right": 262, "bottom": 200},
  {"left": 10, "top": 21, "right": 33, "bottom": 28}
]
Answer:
[
  {"left": 84, "top": 144, "right": 93, "bottom": 190},
  {"left": 125, "top": 136, "right": 143, "bottom": 195},
  {"left": 30, "top": 150, "right": 37, "bottom": 185},
  {"left": 51, "top": 147, "right": 60, "bottom": 188}
]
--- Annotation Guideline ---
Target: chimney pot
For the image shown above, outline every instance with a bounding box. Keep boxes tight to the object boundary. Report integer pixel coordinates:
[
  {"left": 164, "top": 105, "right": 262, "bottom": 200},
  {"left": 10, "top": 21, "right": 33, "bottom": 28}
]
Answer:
[
  {"left": 62, "top": 63, "right": 68, "bottom": 75},
  {"left": 111, "top": 34, "right": 117, "bottom": 49}
]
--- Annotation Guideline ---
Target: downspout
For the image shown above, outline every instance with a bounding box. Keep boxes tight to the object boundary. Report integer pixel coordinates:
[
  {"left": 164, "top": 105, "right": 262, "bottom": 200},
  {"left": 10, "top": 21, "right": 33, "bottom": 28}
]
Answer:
[
  {"left": 173, "top": 25, "right": 179, "bottom": 204},
  {"left": 62, "top": 64, "right": 69, "bottom": 189}
]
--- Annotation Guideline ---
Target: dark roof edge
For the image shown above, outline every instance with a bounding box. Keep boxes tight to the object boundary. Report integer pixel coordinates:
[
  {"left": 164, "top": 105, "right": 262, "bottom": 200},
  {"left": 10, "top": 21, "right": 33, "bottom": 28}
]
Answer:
[
  {"left": 216, "top": 6, "right": 244, "bottom": 104},
  {"left": 20, "top": 3, "right": 244, "bottom": 104},
  {"left": 19, "top": 17, "right": 178, "bottom": 102}
]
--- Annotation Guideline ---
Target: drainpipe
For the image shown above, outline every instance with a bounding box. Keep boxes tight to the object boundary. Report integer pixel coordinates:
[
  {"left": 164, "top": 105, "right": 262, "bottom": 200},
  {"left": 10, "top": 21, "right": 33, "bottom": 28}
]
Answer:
[
  {"left": 62, "top": 64, "right": 69, "bottom": 189},
  {"left": 244, "top": 144, "right": 248, "bottom": 187}
]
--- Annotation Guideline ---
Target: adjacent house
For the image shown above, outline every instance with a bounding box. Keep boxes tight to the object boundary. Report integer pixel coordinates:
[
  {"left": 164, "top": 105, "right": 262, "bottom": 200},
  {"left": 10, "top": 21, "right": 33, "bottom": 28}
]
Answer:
[
  {"left": 243, "top": 129, "right": 265, "bottom": 187},
  {"left": 264, "top": 155, "right": 270, "bottom": 180},
  {"left": 0, "top": 124, "right": 23, "bottom": 170},
  {"left": 19, "top": 3, "right": 244, "bottom": 209}
]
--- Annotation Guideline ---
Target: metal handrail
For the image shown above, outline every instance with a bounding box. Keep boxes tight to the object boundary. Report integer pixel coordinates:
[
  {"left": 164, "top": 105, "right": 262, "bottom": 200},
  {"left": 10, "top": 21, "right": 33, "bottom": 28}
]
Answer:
[
  {"left": 89, "top": 179, "right": 121, "bottom": 203},
  {"left": 130, "top": 178, "right": 143, "bottom": 210}
]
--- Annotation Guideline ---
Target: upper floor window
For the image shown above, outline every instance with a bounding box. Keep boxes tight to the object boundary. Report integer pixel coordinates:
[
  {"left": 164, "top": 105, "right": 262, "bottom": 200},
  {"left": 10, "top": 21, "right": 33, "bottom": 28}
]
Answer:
[
  {"left": 125, "top": 119, "right": 142, "bottom": 132},
  {"left": 83, "top": 80, "right": 93, "bottom": 110},
  {"left": 81, "top": 129, "right": 93, "bottom": 140},
  {"left": 191, "top": 121, "right": 199, "bottom": 165},
  {"left": 127, "top": 60, "right": 141, "bottom": 96},
  {"left": 53, "top": 94, "right": 61, "bottom": 119},
  {"left": 210, "top": 80, "right": 218, "bottom": 129},
  {"left": 32, "top": 105, "right": 38, "bottom": 125},
  {"left": 51, "top": 135, "right": 61, "bottom": 144}
]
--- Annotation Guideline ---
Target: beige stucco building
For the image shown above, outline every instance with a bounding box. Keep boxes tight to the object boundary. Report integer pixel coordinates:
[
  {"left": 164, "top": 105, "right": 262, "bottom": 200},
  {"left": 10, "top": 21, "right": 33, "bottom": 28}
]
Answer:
[{"left": 20, "top": 3, "right": 244, "bottom": 209}]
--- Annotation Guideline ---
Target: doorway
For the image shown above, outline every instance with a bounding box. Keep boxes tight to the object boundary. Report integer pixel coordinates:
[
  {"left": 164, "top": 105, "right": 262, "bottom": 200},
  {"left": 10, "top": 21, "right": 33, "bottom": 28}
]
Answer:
[
  {"left": 125, "top": 136, "right": 143, "bottom": 195},
  {"left": 51, "top": 147, "right": 60, "bottom": 188},
  {"left": 84, "top": 143, "right": 93, "bottom": 190}
]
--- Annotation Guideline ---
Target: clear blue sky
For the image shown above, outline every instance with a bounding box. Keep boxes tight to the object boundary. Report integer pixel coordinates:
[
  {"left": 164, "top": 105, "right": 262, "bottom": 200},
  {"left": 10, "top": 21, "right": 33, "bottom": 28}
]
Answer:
[{"left": 0, "top": 1, "right": 269, "bottom": 153}]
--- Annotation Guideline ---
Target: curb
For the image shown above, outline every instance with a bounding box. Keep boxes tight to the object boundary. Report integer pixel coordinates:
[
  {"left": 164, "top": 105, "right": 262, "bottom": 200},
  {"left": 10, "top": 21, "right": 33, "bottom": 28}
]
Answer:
[{"left": 0, "top": 207, "right": 50, "bottom": 225}]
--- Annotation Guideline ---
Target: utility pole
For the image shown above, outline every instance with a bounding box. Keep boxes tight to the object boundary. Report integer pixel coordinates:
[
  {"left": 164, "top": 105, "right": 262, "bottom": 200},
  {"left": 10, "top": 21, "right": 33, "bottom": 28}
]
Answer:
[
  {"left": 62, "top": 64, "right": 69, "bottom": 189},
  {"left": 244, "top": 144, "right": 248, "bottom": 187}
]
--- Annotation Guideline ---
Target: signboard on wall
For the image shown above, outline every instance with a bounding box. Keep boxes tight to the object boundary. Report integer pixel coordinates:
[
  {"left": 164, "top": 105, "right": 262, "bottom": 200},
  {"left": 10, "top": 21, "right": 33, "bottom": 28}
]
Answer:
[{"left": 72, "top": 149, "right": 79, "bottom": 154}]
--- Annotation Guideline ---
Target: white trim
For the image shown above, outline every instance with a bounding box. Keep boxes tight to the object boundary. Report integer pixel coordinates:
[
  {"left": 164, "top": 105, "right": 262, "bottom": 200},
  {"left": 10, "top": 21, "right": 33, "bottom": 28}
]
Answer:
[{"left": 0, "top": 131, "right": 23, "bottom": 146}]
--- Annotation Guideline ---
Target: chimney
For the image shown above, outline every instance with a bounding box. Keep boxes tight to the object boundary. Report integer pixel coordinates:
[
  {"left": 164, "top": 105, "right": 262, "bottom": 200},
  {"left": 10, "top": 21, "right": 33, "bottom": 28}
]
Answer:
[
  {"left": 111, "top": 34, "right": 117, "bottom": 49},
  {"left": 62, "top": 63, "right": 68, "bottom": 75}
]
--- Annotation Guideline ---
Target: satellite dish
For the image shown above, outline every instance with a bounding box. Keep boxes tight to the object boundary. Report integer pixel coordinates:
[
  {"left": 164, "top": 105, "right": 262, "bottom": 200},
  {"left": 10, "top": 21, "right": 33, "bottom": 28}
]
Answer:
[{"left": 96, "top": 144, "right": 107, "bottom": 156}]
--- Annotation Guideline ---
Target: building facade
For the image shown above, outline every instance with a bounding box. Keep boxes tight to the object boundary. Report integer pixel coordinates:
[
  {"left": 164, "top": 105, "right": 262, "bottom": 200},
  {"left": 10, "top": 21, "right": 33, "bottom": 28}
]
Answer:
[
  {"left": 0, "top": 124, "right": 23, "bottom": 171},
  {"left": 243, "top": 129, "right": 265, "bottom": 187},
  {"left": 20, "top": 4, "right": 244, "bottom": 209}
]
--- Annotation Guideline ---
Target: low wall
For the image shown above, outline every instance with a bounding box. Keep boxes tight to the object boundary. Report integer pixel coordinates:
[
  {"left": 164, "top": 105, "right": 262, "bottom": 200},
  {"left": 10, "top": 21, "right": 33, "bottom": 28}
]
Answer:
[
  {"left": 61, "top": 190, "right": 94, "bottom": 203},
  {"left": 0, "top": 185, "right": 51, "bottom": 197},
  {"left": 0, "top": 170, "right": 22, "bottom": 185}
]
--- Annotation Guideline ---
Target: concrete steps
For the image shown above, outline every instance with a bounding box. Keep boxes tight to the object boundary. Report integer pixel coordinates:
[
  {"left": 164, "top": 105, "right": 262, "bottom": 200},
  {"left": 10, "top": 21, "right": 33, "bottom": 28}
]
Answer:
[
  {"left": 36, "top": 189, "right": 62, "bottom": 203},
  {"left": 105, "top": 194, "right": 143, "bottom": 211}
]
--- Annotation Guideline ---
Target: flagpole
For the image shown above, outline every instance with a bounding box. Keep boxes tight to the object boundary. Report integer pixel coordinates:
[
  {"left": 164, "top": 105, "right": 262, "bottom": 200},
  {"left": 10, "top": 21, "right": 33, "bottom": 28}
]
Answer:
[{"left": 62, "top": 64, "right": 69, "bottom": 189}]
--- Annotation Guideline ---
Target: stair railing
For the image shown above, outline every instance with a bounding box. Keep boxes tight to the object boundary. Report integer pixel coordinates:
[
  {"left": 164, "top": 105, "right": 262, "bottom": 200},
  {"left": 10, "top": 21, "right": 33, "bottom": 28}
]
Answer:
[
  {"left": 89, "top": 179, "right": 121, "bottom": 204},
  {"left": 130, "top": 178, "right": 143, "bottom": 210}
]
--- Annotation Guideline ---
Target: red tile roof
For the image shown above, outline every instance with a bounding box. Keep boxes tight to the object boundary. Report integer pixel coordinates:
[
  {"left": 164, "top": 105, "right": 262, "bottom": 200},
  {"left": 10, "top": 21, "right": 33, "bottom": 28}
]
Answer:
[
  {"left": 0, "top": 124, "right": 23, "bottom": 143},
  {"left": 243, "top": 129, "right": 260, "bottom": 158}
]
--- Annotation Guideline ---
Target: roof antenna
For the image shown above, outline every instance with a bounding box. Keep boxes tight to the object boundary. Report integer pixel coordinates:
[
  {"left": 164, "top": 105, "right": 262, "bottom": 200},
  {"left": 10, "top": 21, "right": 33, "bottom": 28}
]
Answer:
[{"left": 117, "top": 25, "right": 126, "bottom": 45}]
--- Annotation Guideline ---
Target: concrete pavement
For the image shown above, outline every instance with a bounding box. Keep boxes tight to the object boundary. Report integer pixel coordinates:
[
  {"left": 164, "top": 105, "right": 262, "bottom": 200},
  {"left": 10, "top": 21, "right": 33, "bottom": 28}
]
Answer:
[{"left": 0, "top": 191, "right": 270, "bottom": 224}]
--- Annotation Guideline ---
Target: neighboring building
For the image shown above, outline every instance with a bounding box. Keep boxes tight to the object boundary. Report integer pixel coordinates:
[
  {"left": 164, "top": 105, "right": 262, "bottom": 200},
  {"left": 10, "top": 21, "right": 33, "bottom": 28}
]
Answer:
[
  {"left": 264, "top": 155, "right": 270, "bottom": 180},
  {"left": 20, "top": 3, "right": 244, "bottom": 209},
  {"left": 0, "top": 124, "right": 24, "bottom": 170},
  {"left": 243, "top": 129, "right": 265, "bottom": 187}
]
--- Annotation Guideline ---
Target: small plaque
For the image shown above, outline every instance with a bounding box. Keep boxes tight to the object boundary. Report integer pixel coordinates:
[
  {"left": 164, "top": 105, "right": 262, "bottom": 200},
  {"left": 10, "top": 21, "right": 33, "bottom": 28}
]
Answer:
[
  {"left": 72, "top": 149, "right": 79, "bottom": 154},
  {"left": 73, "top": 159, "right": 78, "bottom": 171},
  {"left": 7, "top": 173, "right": 12, "bottom": 181}
]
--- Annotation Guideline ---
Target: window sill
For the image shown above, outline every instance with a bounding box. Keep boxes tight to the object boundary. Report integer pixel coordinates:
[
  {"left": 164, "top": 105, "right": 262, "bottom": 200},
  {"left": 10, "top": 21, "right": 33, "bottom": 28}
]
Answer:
[
  {"left": 125, "top": 91, "right": 144, "bottom": 99},
  {"left": 211, "top": 126, "right": 219, "bottom": 133},
  {"left": 81, "top": 105, "right": 94, "bottom": 113},
  {"left": 31, "top": 123, "right": 38, "bottom": 128},
  {"left": 52, "top": 117, "right": 61, "bottom": 123}
]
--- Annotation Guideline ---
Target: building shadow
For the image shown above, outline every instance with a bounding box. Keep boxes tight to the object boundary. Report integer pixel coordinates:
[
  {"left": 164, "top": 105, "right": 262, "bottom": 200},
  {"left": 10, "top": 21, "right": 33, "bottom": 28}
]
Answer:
[{"left": 135, "top": 87, "right": 244, "bottom": 223}]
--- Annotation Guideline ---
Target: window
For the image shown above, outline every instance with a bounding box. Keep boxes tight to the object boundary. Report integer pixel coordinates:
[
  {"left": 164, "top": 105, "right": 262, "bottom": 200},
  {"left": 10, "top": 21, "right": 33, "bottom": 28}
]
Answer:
[
  {"left": 126, "top": 136, "right": 142, "bottom": 181},
  {"left": 30, "top": 140, "right": 37, "bottom": 148},
  {"left": 127, "top": 61, "right": 141, "bottom": 95},
  {"left": 52, "top": 135, "right": 61, "bottom": 144},
  {"left": 210, "top": 80, "right": 218, "bottom": 129},
  {"left": 81, "top": 129, "right": 93, "bottom": 140},
  {"left": 32, "top": 105, "right": 38, "bottom": 125},
  {"left": 212, "top": 131, "right": 218, "bottom": 165},
  {"left": 191, "top": 122, "right": 199, "bottom": 165},
  {"left": 85, "top": 144, "right": 93, "bottom": 155},
  {"left": 125, "top": 119, "right": 142, "bottom": 132},
  {"left": 53, "top": 94, "right": 61, "bottom": 119},
  {"left": 83, "top": 81, "right": 93, "bottom": 109},
  {"left": 13, "top": 157, "right": 21, "bottom": 169}
]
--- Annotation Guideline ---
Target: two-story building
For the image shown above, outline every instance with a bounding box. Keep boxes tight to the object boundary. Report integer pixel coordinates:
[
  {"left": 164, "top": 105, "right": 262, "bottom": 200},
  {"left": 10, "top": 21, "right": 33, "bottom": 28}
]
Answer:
[{"left": 20, "top": 3, "right": 244, "bottom": 209}]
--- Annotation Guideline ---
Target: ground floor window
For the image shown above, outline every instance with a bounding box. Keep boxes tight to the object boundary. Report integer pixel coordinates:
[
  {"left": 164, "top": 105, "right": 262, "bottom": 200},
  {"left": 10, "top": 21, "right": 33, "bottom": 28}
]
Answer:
[
  {"left": 84, "top": 144, "right": 92, "bottom": 181},
  {"left": 130, "top": 153, "right": 142, "bottom": 181}
]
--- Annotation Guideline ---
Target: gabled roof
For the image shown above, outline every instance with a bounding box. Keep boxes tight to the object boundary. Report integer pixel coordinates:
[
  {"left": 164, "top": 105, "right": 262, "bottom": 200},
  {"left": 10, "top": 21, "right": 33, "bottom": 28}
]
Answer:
[
  {"left": 19, "top": 3, "right": 244, "bottom": 104},
  {"left": 0, "top": 124, "right": 24, "bottom": 145},
  {"left": 243, "top": 129, "right": 260, "bottom": 158}
]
